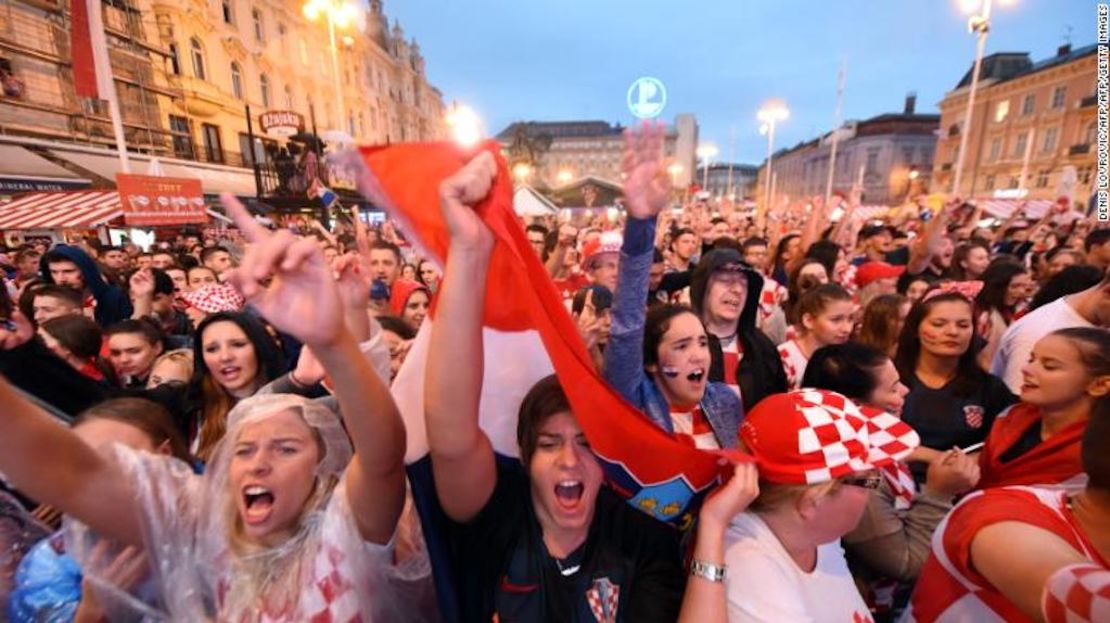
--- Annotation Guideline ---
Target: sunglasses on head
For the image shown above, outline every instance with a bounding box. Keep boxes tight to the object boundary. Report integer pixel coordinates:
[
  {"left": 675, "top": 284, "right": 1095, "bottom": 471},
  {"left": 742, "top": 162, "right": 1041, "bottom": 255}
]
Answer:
[{"left": 839, "top": 473, "right": 883, "bottom": 490}]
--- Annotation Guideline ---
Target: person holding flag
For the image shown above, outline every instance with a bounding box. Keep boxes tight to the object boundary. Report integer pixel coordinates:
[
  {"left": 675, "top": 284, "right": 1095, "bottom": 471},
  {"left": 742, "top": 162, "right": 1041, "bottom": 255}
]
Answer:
[{"left": 418, "top": 130, "right": 765, "bottom": 622}]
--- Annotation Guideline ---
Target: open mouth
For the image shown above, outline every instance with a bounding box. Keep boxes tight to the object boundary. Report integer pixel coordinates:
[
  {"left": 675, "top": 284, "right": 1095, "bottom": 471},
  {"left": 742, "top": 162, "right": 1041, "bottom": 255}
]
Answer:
[
  {"left": 686, "top": 369, "right": 705, "bottom": 382},
  {"left": 242, "top": 485, "right": 275, "bottom": 525},
  {"left": 554, "top": 480, "right": 584, "bottom": 510},
  {"left": 220, "top": 366, "right": 242, "bottom": 379}
]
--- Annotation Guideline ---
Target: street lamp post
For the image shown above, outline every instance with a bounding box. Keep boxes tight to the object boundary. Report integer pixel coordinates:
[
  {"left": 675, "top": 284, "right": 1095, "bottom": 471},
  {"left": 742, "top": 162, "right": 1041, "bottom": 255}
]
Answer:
[
  {"left": 303, "top": 0, "right": 358, "bottom": 133},
  {"left": 696, "top": 143, "right": 718, "bottom": 194},
  {"left": 757, "top": 98, "right": 790, "bottom": 218},
  {"left": 952, "top": 0, "right": 998, "bottom": 196}
]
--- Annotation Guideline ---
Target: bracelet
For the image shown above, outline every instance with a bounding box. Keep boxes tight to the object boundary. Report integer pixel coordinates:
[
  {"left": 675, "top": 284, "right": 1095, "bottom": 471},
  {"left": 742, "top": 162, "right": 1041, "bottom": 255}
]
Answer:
[{"left": 690, "top": 559, "right": 727, "bottom": 583}]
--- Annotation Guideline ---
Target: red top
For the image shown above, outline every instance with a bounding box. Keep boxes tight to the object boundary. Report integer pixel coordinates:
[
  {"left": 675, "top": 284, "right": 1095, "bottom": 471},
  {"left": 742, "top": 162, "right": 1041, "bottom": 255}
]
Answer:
[{"left": 978, "top": 403, "right": 1086, "bottom": 490}]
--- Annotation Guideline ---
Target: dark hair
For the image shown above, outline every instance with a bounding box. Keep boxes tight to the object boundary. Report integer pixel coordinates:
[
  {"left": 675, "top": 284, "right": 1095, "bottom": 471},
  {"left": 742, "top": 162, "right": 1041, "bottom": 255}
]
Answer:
[
  {"left": 1050, "top": 327, "right": 1110, "bottom": 378},
  {"left": 1082, "top": 395, "right": 1110, "bottom": 491},
  {"left": 858, "top": 294, "right": 908, "bottom": 356},
  {"left": 525, "top": 224, "right": 549, "bottom": 238},
  {"left": 32, "top": 284, "right": 83, "bottom": 309},
  {"left": 742, "top": 237, "right": 768, "bottom": 252},
  {"left": 74, "top": 398, "right": 190, "bottom": 462},
  {"left": 41, "top": 315, "right": 103, "bottom": 360},
  {"left": 571, "top": 285, "right": 613, "bottom": 315},
  {"left": 516, "top": 375, "right": 572, "bottom": 466},
  {"left": 949, "top": 240, "right": 990, "bottom": 281},
  {"left": 644, "top": 304, "right": 699, "bottom": 369},
  {"left": 712, "top": 237, "right": 742, "bottom": 252},
  {"left": 802, "top": 342, "right": 889, "bottom": 402},
  {"left": 1027, "top": 265, "right": 1105, "bottom": 312},
  {"left": 670, "top": 228, "right": 697, "bottom": 249},
  {"left": 370, "top": 240, "right": 402, "bottom": 264},
  {"left": 786, "top": 258, "right": 828, "bottom": 323},
  {"left": 796, "top": 283, "right": 852, "bottom": 331},
  {"left": 377, "top": 315, "right": 416, "bottom": 340},
  {"left": 179, "top": 255, "right": 200, "bottom": 270},
  {"left": 652, "top": 248, "right": 665, "bottom": 264},
  {"left": 975, "top": 260, "right": 1027, "bottom": 321},
  {"left": 106, "top": 318, "right": 165, "bottom": 350},
  {"left": 1043, "top": 246, "right": 1083, "bottom": 265},
  {"left": 149, "top": 268, "right": 174, "bottom": 296},
  {"left": 895, "top": 292, "right": 984, "bottom": 397},
  {"left": 774, "top": 234, "right": 800, "bottom": 273},
  {"left": 0, "top": 280, "right": 11, "bottom": 320},
  {"left": 1084, "top": 228, "right": 1110, "bottom": 252},
  {"left": 804, "top": 240, "right": 842, "bottom": 279},
  {"left": 14, "top": 247, "right": 41, "bottom": 264},
  {"left": 199, "top": 245, "right": 230, "bottom": 263}
]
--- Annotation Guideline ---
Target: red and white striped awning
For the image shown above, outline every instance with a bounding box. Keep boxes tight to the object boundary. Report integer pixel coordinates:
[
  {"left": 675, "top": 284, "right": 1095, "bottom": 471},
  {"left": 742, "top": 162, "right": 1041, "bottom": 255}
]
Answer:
[{"left": 0, "top": 190, "right": 123, "bottom": 230}]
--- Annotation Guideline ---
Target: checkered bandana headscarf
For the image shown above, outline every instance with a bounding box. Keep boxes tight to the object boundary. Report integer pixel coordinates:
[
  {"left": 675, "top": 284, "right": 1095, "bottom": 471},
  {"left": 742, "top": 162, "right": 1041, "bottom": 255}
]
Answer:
[
  {"left": 739, "top": 389, "right": 920, "bottom": 486},
  {"left": 182, "top": 283, "right": 246, "bottom": 314}
]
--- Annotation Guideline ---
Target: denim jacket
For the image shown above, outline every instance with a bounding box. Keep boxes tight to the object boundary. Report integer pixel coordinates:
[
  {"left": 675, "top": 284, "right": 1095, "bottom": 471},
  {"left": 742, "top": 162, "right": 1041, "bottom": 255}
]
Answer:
[{"left": 603, "top": 217, "right": 743, "bottom": 448}]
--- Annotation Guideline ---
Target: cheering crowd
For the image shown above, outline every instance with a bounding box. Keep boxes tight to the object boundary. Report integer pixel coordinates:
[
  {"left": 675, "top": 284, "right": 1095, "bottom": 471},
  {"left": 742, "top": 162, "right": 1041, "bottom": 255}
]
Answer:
[{"left": 0, "top": 125, "right": 1107, "bottom": 622}]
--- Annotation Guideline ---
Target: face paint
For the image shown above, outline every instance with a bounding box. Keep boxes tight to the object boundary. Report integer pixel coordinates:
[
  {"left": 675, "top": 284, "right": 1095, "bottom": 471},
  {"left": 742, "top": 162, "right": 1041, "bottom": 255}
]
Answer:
[{"left": 661, "top": 366, "right": 681, "bottom": 378}]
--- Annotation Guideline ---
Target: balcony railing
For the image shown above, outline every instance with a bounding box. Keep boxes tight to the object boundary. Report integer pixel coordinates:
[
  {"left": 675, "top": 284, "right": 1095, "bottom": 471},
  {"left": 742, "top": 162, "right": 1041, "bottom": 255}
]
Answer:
[{"left": 1069, "top": 143, "right": 1091, "bottom": 156}]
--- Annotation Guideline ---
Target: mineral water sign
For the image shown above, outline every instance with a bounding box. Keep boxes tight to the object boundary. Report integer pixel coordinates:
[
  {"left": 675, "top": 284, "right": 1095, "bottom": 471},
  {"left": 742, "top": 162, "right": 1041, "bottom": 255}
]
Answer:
[
  {"left": 627, "top": 77, "right": 667, "bottom": 119},
  {"left": 259, "top": 110, "right": 305, "bottom": 137}
]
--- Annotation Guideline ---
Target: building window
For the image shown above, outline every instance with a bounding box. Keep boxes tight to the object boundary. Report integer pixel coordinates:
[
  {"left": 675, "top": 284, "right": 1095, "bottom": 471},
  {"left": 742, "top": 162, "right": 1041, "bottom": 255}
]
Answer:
[
  {"left": 865, "top": 148, "right": 879, "bottom": 175},
  {"left": 252, "top": 8, "right": 264, "bottom": 43},
  {"left": 994, "top": 99, "right": 1009, "bottom": 123},
  {"left": 169, "top": 115, "right": 193, "bottom": 158},
  {"left": 901, "top": 146, "right": 914, "bottom": 163},
  {"left": 202, "top": 124, "right": 223, "bottom": 163},
  {"left": 985, "top": 174, "right": 995, "bottom": 189},
  {"left": 230, "top": 62, "right": 242, "bottom": 99},
  {"left": 1051, "top": 86, "right": 1066, "bottom": 109},
  {"left": 277, "top": 23, "right": 286, "bottom": 51},
  {"left": 1012, "top": 131, "right": 1028, "bottom": 159},
  {"left": 947, "top": 123, "right": 960, "bottom": 137},
  {"left": 1085, "top": 121, "right": 1097, "bottom": 145},
  {"left": 370, "top": 106, "right": 377, "bottom": 130},
  {"left": 1021, "top": 93, "right": 1035, "bottom": 115},
  {"left": 1008, "top": 175, "right": 1020, "bottom": 189},
  {"left": 1080, "top": 166, "right": 1093, "bottom": 184},
  {"left": 1042, "top": 127, "right": 1059, "bottom": 153},
  {"left": 348, "top": 112, "right": 355, "bottom": 136},
  {"left": 358, "top": 111, "right": 365, "bottom": 136},
  {"left": 259, "top": 74, "right": 270, "bottom": 108},
  {"left": 284, "top": 84, "right": 293, "bottom": 109},
  {"left": 221, "top": 0, "right": 233, "bottom": 24},
  {"left": 299, "top": 40, "right": 308, "bottom": 65},
  {"left": 167, "top": 43, "right": 180, "bottom": 75},
  {"left": 189, "top": 38, "right": 205, "bottom": 80},
  {"left": 1035, "top": 170, "right": 1050, "bottom": 188},
  {"left": 988, "top": 137, "right": 1001, "bottom": 161}
]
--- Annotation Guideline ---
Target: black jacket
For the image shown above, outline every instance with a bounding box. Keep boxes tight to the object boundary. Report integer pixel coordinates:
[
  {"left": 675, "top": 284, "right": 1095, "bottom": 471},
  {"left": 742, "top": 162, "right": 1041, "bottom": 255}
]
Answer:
[
  {"left": 691, "top": 249, "right": 787, "bottom": 410},
  {"left": 39, "top": 245, "right": 132, "bottom": 326}
]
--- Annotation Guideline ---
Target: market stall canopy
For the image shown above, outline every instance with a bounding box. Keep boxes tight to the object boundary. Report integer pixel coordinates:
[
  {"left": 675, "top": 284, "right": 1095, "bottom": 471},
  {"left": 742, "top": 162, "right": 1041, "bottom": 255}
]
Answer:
[
  {"left": 0, "top": 190, "right": 122, "bottom": 229},
  {"left": 513, "top": 186, "right": 558, "bottom": 216},
  {"left": 47, "top": 147, "right": 257, "bottom": 196},
  {"left": 0, "top": 144, "right": 91, "bottom": 192}
]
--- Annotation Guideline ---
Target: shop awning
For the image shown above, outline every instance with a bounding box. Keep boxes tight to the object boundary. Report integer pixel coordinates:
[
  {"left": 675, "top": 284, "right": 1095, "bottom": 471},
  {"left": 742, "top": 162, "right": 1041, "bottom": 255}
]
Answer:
[
  {"left": 48, "top": 149, "right": 259, "bottom": 196},
  {"left": 0, "top": 190, "right": 123, "bottom": 230},
  {"left": 0, "top": 144, "right": 92, "bottom": 192},
  {"left": 976, "top": 198, "right": 1055, "bottom": 219}
]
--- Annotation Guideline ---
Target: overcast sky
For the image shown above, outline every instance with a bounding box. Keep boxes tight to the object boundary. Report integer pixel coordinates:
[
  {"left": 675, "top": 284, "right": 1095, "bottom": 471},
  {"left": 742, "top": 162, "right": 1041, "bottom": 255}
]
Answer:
[{"left": 385, "top": 0, "right": 1098, "bottom": 163}]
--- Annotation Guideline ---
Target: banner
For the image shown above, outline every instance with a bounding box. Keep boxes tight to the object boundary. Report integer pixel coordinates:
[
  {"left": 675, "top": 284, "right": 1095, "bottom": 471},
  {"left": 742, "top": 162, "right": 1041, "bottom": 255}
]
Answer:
[{"left": 116, "top": 173, "right": 206, "bottom": 226}]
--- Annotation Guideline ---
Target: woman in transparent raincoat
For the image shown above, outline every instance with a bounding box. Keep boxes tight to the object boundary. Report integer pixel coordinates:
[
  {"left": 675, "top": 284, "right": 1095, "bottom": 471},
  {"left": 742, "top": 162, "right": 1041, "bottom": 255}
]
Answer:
[{"left": 0, "top": 193, "right": 433, "bottom": 621}]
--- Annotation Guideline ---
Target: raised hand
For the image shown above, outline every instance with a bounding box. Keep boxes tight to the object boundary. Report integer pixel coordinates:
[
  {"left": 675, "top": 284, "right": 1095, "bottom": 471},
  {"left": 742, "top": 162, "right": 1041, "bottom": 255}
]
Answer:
[
  {"left": 220, "top": 192, "right": 344, "bottom": 347},
  {"left": 698, "top": 461, "right": 760, "bottom": 528},
  {"left": 439, "top": 151, "right": 497, "bottom": 252},
  {"left": 622, "top": 122, "right": 672, "bottom": 220},
  {"left": 129, "top": 269, "right": 154, "bottom": 299}
]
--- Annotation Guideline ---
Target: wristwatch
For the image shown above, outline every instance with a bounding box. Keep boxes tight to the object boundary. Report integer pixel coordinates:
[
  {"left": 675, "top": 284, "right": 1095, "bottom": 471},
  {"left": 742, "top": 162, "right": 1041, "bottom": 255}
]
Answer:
[{"left": 690, "top": 559, "right": 727, "bottom": 583}]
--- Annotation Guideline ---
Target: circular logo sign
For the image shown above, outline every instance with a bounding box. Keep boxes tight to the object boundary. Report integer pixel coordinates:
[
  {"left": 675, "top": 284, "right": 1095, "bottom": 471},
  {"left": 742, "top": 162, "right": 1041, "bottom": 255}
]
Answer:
[{"left": 627, "top": 77, "right": 667, "bottom": 119}]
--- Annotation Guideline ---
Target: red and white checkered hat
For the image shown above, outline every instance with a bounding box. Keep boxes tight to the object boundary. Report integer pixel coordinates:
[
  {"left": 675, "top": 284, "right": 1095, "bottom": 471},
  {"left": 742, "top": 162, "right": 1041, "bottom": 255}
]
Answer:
[
  {"left": 182, "top": 283, "right": 246, "bottom": 314},
  {"left": 739, "top": 389, "right": 920, "bottom": 485},
  {"left": 580, "top": 231, "right": 622, "bottom": 270}
]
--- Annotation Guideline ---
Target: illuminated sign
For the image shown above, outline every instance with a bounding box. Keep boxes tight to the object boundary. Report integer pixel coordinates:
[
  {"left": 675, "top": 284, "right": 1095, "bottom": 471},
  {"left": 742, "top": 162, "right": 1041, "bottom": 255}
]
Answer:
[{"left": 627, "top": 77, "right": 667, "bottom": 119}]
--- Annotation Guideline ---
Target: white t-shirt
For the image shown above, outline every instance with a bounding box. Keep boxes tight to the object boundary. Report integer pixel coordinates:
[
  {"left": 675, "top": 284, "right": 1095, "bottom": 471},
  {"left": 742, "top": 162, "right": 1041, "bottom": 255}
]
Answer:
[
  {"left": 990, "top": 297, "right": 1094, "bottom": 393},
  {"left": 724, "top": 512, "right": 873, "bottom": 623}
]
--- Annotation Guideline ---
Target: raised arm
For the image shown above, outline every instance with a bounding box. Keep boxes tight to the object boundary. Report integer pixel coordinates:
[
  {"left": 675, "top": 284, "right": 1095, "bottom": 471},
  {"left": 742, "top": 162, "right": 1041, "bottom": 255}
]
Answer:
[
  {"left": 423, "top": 152, "right": 499, "bottom": 522},
  {"left": 604, "top": 123, "right": 670, "bottom": 399},
  {"left": 907, "top": 199, "right": 954, "bottom": 275},
  {"left": 222, "top": 193, "right": 405, "bottom": 544},
  {"left": 0, "top": 313, "right": 143, "bottom": 547}
]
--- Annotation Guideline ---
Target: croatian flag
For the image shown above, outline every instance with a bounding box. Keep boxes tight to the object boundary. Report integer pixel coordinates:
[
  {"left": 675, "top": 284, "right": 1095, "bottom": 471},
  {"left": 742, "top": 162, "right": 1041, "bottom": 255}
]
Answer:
[
  {"left": 357, "top": 141, "right": 732, "bottom": 528},
  {"left": 70, "top": 0, "right": 115, "bottom": 100}
]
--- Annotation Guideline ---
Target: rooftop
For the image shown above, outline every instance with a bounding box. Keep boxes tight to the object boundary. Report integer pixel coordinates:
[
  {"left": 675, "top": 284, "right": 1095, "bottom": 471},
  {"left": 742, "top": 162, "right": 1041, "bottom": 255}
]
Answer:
[{"left": 953, "top": 43, "right": 1097, "bottom": 89}]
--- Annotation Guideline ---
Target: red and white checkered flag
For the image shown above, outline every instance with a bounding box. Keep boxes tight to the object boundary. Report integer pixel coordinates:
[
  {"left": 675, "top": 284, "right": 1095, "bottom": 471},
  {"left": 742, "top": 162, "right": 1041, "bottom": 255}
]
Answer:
[{"left": 1042, "top": 563, "right": 1110, "bottom": 623}]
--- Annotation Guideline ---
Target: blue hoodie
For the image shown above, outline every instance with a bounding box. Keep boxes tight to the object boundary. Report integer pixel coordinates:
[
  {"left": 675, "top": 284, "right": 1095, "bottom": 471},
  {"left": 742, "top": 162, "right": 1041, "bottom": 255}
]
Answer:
[{"left": 39, "top": 245, "right": 132, "bottom": 326}]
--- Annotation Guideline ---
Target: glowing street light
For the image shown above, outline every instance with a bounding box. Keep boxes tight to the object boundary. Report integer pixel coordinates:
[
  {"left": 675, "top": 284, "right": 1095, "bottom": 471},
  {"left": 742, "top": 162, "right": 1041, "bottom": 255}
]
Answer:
[
  {"left": 951, "top": 0, "right": 1015, "bottom": 195},
  {"left": 556, "top": 169, "right": 574, "bottom": 185},
  {"left": 303, "top": 0, "right": 361, "bottom": 134},
  {"left": 512, "top": 162, "right": 533, "bottom": 184},
  {"left": 757, "top": 98, "right": 790, "bottom": 215},
  {"left": 696, "top": 143, "right": 718, "bottom": 191},
  {"left": 446, "top": 103, "right": 483, "bottom": 147}
]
